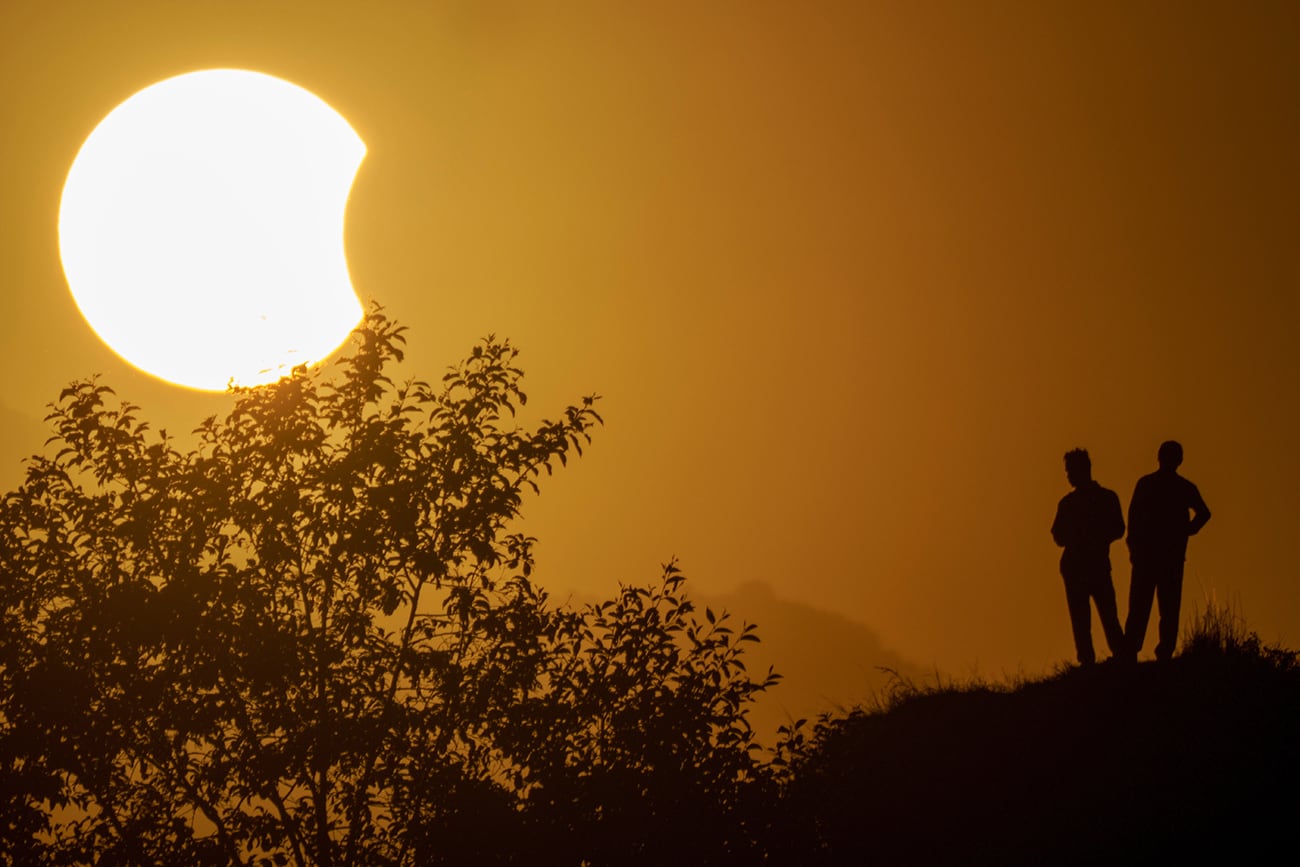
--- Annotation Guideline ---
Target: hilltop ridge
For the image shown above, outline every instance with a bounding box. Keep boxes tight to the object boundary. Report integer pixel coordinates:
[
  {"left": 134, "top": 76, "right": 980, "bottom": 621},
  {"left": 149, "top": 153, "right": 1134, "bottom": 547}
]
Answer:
[{"left": 774, "top": 622, "right": 1300, "bottom": 865}]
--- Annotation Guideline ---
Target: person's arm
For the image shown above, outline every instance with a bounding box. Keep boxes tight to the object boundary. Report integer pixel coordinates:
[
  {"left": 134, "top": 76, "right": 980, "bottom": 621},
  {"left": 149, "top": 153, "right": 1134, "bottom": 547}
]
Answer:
[
  {"left": 1051, "top": 499, "right": 1069, "bottom": 548},
  {"left": 1106, "top": 489, "right": 1126, "bottom": 543},
  {"left": 1126, "top": 479, "right": 1147, "bottom": 552},
  {"left": 1188, "top": 483, "right": 1211, "bottom": 536}
]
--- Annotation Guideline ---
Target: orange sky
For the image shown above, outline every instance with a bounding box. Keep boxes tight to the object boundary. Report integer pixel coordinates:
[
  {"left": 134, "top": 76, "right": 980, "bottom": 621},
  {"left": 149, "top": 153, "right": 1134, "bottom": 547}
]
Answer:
[{"left": 2, "top": 1, "right": 1298, "bottom": 719}]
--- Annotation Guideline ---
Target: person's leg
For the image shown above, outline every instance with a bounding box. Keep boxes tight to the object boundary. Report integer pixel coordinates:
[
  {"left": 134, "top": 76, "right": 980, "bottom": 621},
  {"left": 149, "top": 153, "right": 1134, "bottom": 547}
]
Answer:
[
  {"left": 1125, "top": 562, "right": 1157, "bottom": 658},
  {"left": 1154, "top": 560, "right": 1186, "bottom": 661},
  {"left": 1063, "top": 573, "right": 1096, "bottom": 665},
  {"left": 1091, "top": 571, "right": 1127, "bottom": 659}
]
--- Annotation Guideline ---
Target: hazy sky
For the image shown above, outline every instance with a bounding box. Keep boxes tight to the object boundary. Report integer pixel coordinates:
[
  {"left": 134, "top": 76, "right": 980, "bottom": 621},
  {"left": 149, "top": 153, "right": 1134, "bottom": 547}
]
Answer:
[{"left": 2, "top": 1, "right": 1298, "bottom": 708}]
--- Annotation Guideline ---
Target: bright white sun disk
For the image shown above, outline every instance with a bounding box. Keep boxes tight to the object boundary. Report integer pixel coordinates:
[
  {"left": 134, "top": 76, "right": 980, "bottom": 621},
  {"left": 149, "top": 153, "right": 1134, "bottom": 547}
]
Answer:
[{"left": 58, "top": 69, "right": 366, "bottom": 391}]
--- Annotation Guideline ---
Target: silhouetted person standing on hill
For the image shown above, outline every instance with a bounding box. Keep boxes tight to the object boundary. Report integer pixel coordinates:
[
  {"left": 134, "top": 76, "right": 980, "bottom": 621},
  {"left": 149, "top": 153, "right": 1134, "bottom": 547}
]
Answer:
[
  {"left": 1051, "top": 448, "right": 1127, "bottom": 665},
  {"left": 1124, "top": 440, "right": 1211, "bottom": 661}
]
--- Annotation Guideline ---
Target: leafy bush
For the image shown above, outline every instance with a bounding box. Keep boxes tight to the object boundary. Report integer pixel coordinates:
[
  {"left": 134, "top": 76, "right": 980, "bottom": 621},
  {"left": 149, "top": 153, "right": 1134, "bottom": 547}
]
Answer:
[{"left": 0, "top": 309, "right": 777, "bottom": 866}]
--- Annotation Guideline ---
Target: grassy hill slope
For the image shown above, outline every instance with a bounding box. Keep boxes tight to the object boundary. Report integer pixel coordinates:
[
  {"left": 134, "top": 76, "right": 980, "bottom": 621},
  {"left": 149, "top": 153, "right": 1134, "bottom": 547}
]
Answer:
[{"left": 775, "top": 616, "right": 1300, "bottom": 865}]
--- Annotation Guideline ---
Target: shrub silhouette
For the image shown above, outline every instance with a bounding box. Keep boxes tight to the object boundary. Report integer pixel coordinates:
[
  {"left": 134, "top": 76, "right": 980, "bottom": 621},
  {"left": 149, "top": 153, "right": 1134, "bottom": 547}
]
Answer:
[{"left": 0, "top": 309, "right": 777, "bottom": 865}]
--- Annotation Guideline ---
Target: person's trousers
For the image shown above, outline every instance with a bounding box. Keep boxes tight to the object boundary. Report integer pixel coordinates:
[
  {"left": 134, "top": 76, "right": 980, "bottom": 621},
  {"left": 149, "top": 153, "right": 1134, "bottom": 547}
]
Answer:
[
  {"left": 1062, "top": 568, "right": 1126, "bottom": 665},
  {"left": 1126, "top": 558, "right": 1185, "bottom": 661}
]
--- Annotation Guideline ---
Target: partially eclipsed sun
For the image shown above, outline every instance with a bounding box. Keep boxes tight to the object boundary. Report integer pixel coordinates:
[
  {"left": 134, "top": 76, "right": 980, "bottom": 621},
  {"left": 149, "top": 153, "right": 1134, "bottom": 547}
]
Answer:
[{"left": 58, "top": 69, "right": 366, "bottom": 391}]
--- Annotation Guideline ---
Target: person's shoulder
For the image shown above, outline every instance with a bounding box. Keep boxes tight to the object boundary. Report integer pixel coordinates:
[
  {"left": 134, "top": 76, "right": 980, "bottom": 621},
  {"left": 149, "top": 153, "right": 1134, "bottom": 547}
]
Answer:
[{"left": 1091, "top": 484, "right": 1122, "bottom": 510}]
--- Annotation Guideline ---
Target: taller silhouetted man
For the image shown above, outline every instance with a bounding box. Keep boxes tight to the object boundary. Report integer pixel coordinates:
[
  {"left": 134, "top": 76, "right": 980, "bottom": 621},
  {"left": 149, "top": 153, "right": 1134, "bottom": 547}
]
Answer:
[
  {"left": 1051, "top": 448, "right": 1127, "bottom": 665},
  {"left": 1124, "top": 440, "right": 1211, "bottom": 661}
]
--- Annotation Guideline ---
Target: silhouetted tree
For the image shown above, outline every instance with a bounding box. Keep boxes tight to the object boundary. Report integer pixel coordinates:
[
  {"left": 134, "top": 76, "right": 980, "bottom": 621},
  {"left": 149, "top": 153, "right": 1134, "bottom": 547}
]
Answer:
[
  {"left": 497, "top": 563, "right": 777, "bottom": 865},
  {"left": 0, "top": 309, "right": 777, "bottom": 865}
]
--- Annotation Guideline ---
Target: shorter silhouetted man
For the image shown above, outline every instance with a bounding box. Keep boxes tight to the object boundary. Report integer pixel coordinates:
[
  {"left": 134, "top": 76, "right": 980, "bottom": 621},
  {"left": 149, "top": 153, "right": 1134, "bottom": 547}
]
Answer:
[
  {"left": 1124, "top": 440, "right": 1211, "bottom": 661},
  {"left": 1051, "top": 448, "right": 1127, "bottom": 665}
]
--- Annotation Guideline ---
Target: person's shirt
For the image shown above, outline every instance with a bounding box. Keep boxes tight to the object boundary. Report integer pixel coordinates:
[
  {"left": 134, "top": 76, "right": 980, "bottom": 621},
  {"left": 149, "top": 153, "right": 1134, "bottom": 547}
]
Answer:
[
  {"left": 1126, "top": 470, "right": 1210, "bottom": 563},
  {"left": 1052, "top": 480, "right": 1126, "bottom": 574}
]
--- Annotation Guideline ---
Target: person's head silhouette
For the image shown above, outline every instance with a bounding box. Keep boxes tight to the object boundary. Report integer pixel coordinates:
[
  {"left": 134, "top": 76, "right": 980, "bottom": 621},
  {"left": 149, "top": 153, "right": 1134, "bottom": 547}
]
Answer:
[
  {"left": 1064, "top": 448, "right": 1092, "bottom": 489},
  {"left": 1157, "top": 440, "right": 1183, "bottom": 471}
]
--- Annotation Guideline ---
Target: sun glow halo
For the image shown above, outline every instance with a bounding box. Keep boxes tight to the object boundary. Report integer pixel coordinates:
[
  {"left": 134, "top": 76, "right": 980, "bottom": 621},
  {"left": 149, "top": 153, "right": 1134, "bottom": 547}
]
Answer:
[{"left": 58, "top": 69, "right": 366, "bottom": 391}]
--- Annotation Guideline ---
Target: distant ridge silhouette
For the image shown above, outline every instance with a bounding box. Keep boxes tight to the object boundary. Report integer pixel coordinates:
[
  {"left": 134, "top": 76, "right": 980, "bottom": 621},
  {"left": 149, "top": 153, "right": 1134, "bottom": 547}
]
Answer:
[{"left": 701, "top": 581, "right": 924, "bottom": 739}]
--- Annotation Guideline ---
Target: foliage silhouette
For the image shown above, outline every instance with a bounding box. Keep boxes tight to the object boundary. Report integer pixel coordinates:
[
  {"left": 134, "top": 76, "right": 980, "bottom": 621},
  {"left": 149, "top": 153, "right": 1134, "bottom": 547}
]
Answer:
[{"left": 0, "top": 309, "right": 778, "bottom": 865}]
